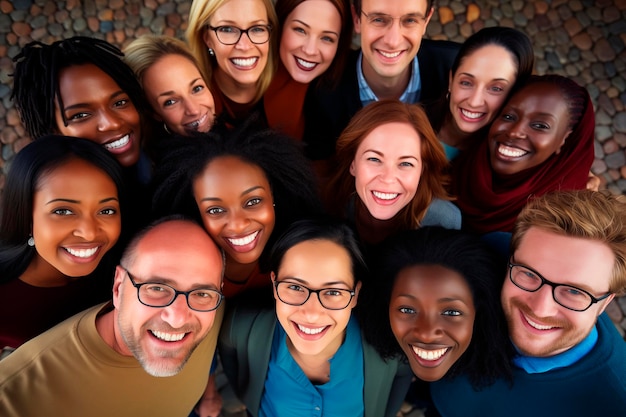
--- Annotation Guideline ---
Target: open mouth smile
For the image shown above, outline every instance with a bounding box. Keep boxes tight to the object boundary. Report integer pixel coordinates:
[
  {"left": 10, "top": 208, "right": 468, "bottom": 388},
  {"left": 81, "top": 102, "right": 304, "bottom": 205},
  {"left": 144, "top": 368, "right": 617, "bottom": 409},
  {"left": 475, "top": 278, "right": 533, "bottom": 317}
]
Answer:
[
  {"left": 63, "top": 246, "right": 100, "bottom": 258},
  {"left": 150, "top": 330, "right": 187, "bottom": 342},
  {"left": 231, "top": 57, "right": 258, "bottom": 68},
  {"left": 412, "top": 345, "right": 449, "bottom": 361},
  {"left": 227, "top": 231, "right": 259, "bottom": 247},
  {"left": 104, "top": 134, "right": 130, "bottom": 150},
  {"left": 496, "top": 143, "right": 529, "bottom": 158}
]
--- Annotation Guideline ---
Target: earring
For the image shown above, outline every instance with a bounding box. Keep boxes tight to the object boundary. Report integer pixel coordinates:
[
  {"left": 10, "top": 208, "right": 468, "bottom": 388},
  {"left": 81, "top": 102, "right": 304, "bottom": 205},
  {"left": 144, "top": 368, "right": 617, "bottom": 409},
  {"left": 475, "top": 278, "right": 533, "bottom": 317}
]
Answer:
[
  {"left": 446, "top": 90, "right": 450, "bottom": 100},
  {"left": 208, "top": 48, "right": 215, "bottom": 57},
  {"left": 27, "top": 236, "right": 35, "bottom": 247},
  {"left": 163, "top": 123, "right": 171, "bottom": 134}
]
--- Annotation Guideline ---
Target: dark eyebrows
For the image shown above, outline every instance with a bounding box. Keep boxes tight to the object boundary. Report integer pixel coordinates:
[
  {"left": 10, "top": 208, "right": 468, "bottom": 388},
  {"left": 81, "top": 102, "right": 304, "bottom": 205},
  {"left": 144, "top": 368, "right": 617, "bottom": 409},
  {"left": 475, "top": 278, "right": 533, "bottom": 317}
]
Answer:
[{"left": 46, "top": 196, "right": 119, "bottom": 205}]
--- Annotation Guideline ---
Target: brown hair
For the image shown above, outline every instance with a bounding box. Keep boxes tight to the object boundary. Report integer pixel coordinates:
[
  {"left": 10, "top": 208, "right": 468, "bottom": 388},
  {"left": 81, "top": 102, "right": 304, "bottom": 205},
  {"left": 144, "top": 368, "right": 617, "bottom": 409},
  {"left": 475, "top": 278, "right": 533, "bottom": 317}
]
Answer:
[
  {"left": 512, "top": 190, "right": 626, "bottom": 295},
  {"left": 275, "top": 0, "right": 353, "bottom": 88},
  {"left": 326, "top": 100, "right": 451, "bottom": 229}
]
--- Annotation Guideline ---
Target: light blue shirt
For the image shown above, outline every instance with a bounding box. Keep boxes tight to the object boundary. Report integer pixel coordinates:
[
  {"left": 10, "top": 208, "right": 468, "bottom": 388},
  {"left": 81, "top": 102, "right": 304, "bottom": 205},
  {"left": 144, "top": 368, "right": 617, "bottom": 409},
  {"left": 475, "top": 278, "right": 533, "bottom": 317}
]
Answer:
[
  {"left": 260, "top": 316, "right": 365, "bottom": 417},
  {"left": 357, "top": 52, "right": 421, "bottom": 106}
]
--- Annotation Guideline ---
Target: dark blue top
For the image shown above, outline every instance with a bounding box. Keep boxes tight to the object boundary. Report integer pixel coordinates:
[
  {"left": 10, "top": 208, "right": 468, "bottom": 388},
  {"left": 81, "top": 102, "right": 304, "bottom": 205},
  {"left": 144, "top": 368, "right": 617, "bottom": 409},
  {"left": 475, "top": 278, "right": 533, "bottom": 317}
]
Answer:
[{"left": 430, "top": 313, "right": 626, "bottom": 416}]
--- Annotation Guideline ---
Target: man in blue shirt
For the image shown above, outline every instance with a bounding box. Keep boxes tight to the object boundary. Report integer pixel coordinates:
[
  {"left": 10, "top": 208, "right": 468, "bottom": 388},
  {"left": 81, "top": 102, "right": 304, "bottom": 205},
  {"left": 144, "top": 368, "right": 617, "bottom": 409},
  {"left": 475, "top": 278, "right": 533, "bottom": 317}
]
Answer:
[
  {"left": 431, "top": 190, "right": 626, "bottom": 416},
  {"left": 304, "top": 0, "right": 459, "bottom": 160}
]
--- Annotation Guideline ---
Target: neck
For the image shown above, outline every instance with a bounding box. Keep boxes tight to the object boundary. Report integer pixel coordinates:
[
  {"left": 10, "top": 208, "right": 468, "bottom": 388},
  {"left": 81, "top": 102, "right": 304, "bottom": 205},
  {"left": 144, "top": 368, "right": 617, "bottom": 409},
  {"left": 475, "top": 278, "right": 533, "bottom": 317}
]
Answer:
[
  {"left": 213, "top": 70, "right": 258, "bottom": 104},
  {"left": 96, "top": 308, "right": 132, "bottom": 356},
  {"left": 355, "top": 199, "right": 403, "bottom": 245},
  {"left": 20, "top": 255, "right": 73, "bottom": 287},
  {"left": 224, "top": 260, "right": 257, "bottom": 284},
  {"left": 361, "top": 59, "right": 411, "bottom": 100},
  {"left": 287, "top": 330, "right": 346, "bottom": 384},
  {"left": 438, "top": 114, "right": 478, "bottom": 150}
]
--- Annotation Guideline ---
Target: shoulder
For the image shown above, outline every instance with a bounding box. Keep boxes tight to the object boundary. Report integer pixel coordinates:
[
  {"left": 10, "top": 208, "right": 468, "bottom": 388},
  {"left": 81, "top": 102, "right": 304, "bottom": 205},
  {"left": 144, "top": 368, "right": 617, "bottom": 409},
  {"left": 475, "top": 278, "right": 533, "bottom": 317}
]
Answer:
[
  {"left": 419, "top": 38, "right": 462, "bottom": 56},
  {"left": 0, "top": 304, "right": 102, "bottom": 386},
  {"left": 221, "top": 302, "right": 275, "bottom": 344},
  {"left": 421, "top": 198, "right": 462, "bottom": 230}
]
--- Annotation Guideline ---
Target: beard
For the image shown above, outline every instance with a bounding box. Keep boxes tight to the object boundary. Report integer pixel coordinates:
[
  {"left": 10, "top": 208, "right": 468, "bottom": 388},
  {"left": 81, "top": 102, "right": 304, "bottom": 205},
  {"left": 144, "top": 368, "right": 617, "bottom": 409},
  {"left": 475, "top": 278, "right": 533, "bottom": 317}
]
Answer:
[
  {"left": 504, "top": 297, "right": 590, "bottom": 357},
  {"left": 118, "top": 316, "right": 204, "bottom": 377}
]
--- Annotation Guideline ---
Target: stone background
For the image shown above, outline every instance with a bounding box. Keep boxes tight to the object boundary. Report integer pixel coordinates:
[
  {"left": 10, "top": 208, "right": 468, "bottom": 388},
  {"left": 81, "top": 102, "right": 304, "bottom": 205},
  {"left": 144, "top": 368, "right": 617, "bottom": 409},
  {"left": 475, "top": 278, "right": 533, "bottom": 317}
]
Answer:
[
  {"left": 0, "top": 0, "right": 625, "bottom": 339},
  {"left": 0, "top": 0, "right": 625, "bottom": 194}
]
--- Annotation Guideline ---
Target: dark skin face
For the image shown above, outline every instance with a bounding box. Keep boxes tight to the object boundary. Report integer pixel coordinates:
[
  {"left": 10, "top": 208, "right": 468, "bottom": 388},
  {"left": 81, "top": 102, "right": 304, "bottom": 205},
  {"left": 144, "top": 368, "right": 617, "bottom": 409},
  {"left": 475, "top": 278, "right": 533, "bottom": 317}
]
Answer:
[
  {"left": 55, "top": 64, "right": 142, "bottom": 167},
  {"left": 389, "top": 264, "right": 475, "bottom": 381},
  {"left": 488, "top": 82, "right": 572, "bottom": 176}
]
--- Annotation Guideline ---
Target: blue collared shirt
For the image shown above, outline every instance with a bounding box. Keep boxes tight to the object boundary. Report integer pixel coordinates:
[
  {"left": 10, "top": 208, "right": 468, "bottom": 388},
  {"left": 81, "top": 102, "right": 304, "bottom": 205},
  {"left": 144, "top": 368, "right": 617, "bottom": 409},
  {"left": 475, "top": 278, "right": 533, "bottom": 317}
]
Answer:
[
  {"left": 260, "top": 316, "right": 365, "bottom": 417},
  {"left": 357, "top": 52, "right": 421, "bottom": 106}
]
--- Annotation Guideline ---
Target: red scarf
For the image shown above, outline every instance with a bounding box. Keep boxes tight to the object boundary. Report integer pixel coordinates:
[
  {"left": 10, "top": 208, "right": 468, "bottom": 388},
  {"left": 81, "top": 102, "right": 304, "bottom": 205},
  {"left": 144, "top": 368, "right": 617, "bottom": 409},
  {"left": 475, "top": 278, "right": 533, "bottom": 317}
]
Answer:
[{"left": 453, "top": 94, "right": 595, "bottom": 234}]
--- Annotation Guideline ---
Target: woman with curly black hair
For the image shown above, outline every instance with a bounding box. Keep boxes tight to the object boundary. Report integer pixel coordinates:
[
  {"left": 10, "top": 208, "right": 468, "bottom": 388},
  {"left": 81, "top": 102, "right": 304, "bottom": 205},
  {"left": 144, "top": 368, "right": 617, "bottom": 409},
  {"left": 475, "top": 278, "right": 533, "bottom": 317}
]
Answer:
[
  {"left": 359, "top": 227, "right": 513, "bottom": 413},
  {"left": 151, "top": 119, "right": 321, "bottom": 299}
]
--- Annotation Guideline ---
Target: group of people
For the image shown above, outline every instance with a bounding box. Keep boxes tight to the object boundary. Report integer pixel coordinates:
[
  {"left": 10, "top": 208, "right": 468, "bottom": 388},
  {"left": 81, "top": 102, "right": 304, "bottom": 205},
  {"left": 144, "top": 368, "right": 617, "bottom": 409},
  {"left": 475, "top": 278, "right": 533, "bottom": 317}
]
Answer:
[{"left": 0, "top": 0, "right": 624, "bottom": 416}]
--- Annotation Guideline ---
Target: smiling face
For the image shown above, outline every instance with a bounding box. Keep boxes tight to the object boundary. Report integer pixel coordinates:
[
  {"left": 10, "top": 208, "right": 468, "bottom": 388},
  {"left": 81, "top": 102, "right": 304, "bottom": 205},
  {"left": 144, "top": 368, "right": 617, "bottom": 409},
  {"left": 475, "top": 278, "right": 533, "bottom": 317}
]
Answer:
[
  {"left": 350, "top": 122, "right": 422, "bottom": 220},
  {"left": 142, "top": 54, "right": 215, "bottom": 136},
  {"left": 203, "top": 0, "right": 271, "bottom": 98},
  {"left": 488, "top": 83, "right": 572, "bottom": 176},
  {"left": 502, "top": 227, "right": 615, "bottom": 357},
  {"left": 54, "top": 64, "right": 142, "bottom": 167},
  {"left": 193, "top": 156, "right": 275, "bottom": 269},
  {"left": 31, "top": 158, "right": 121, "bottom": 278},
  {"left": 448, "top": 44, "right": 517, "bottom": 135},
  {"left": 113, "top": 220, "right": 223, "bottom": 376},
  {"left": 354, "top": 0, "right": 432, "bottom": 87},
  {"left": 389, "top": 264, "right": 475, "bottom": 382},
  {"left": 279, "top": 0, "right": 342, "bottom": 84},
  {"left": 272, "top": 239, "right": 359, "bottom": 358}
]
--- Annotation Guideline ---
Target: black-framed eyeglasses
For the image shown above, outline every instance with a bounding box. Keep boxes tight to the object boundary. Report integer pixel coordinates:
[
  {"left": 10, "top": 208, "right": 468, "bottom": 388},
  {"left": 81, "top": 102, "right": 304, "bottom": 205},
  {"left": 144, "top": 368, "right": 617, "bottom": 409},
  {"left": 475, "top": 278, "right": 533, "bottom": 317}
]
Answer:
[
  {"left": 208, "top": 25, "right": 272, "bottom": 45},
  {"left": 273, "top": 280, "right": 355, "bottom": 310},
  {"left": 507, "top": 259, "right": 612, "bottom": 312},
  {"left": 122, "top": 267, "right": 223, "bottom": 312},
  {"left": 360, "top": 10, "right": 427, "bottom": 29}
]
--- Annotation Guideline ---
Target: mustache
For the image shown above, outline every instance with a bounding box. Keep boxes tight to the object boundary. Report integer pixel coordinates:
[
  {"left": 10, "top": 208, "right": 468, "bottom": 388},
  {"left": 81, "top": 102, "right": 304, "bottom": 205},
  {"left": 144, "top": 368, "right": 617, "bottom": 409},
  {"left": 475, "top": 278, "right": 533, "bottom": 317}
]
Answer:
[
  {"left": 511, "top": 298, "right": 570, "bottom": 329},
  {"left": 144, "top": 319, "right": 198, "bottom": 334}
]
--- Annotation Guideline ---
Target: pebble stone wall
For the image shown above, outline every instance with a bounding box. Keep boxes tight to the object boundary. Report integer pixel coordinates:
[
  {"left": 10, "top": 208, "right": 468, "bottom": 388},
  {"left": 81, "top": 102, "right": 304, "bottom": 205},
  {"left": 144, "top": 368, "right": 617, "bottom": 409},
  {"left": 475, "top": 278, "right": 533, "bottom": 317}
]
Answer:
[{"left": 0, "top": 1, "right": 626, "bottom": 335}]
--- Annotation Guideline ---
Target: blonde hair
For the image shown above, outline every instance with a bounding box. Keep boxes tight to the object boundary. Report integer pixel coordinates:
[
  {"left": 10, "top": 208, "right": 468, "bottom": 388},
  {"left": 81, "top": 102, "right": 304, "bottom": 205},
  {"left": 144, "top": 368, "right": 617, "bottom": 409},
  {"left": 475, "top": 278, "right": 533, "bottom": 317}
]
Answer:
[
  {"left": 512, "top": 190, "right": 626, "bottom": 295},
  {"left": 185, "top": 0, "right": 279, "bottom": 103},
  {"left": 123, "top": 35, "right": 201, "bottom": 85}
]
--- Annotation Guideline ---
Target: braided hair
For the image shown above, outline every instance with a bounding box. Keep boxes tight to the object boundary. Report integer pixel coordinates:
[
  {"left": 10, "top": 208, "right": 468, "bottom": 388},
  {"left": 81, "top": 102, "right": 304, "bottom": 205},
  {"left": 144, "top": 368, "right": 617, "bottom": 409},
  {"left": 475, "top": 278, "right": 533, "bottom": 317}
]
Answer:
[{"left": 11, "top": 36, "right": 149, "bottom": 139}]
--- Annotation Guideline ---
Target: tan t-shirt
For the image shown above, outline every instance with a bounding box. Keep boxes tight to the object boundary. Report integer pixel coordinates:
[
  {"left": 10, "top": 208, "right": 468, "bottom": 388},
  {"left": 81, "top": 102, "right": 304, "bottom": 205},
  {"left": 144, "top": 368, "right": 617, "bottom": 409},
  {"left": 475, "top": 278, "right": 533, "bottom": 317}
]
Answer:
[{"left": 0, "top": 302, "right": 223, "bottom": 417}]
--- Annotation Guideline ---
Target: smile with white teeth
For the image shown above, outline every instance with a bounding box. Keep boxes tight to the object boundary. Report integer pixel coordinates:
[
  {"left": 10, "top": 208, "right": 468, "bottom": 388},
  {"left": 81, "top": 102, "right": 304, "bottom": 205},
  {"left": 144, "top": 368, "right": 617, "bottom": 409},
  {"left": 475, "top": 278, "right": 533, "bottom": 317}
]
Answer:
[
  {"left": 297, "top": 323, "right": 326, "bottom": 335},
  {"left": 231, "top": 57, "right": 258, "bottom": 67},
  {"left": 104, "top": 135, "right": 130, "bottom": 150},
  {"left": 151, "top": 330, "right": 186, "bottom": 342},
  {"left": 64, "top": 247, "right": 99, "bottom": 258},
  {"left": 379, "top": 50, "right": 401, "bottom": 58},
  {"left": 412, "top": 346, "right": 449, "bottom": 361},
  {"left": 525, "top": 315, "right": 556, "bottom": 331},
  {"left": 497, "top": 143, "right": 528, "bottom": 158},
  {"left": 184, "top": 113, "right": 207, "bottom": 130},
  {"left": 227, "top": 231, "right": 259, "bottom": 246},
  {"left": 373, "top": 191, "right": 399, "bottom": 200},
  {"left": 296, "top": 57, "right": 316, "bottom": 69},
  {"left": 461, "top": 109, "right": 485, "bottom": 119}
]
